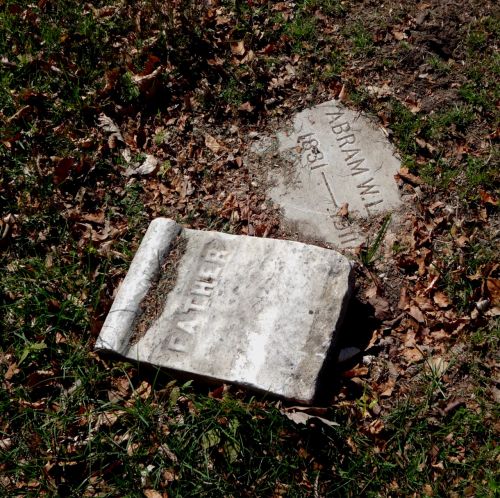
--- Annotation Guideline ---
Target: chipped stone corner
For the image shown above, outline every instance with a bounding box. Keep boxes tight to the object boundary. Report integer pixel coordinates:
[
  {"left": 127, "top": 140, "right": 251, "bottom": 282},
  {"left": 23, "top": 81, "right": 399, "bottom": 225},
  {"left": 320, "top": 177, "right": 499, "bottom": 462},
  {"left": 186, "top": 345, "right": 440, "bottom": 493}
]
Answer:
[{"left": 95, "top": 217, "right": 181, "bottom": 355}]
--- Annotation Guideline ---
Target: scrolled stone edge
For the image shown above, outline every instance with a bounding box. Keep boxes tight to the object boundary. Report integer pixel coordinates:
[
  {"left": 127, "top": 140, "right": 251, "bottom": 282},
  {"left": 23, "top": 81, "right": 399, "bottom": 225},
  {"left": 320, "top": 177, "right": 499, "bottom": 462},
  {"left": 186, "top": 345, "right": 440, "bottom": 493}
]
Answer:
[{"left": 95, "top": 218, "right": 181, "bottom": 355}]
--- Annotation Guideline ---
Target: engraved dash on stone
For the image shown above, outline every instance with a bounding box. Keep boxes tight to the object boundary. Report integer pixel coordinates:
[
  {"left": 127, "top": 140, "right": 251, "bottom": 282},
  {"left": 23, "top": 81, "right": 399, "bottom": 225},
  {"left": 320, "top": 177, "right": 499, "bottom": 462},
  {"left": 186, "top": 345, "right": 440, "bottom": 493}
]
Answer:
[{"left": 321, "top": 171, "right": 339, "bottom": 208}]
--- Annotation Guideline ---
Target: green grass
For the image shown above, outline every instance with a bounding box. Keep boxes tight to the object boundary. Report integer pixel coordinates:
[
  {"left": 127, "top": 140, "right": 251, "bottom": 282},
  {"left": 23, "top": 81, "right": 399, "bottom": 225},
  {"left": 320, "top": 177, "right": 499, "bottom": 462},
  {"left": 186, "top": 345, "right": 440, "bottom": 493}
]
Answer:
[
  {"left": 2, "top": 355, "right": 497, "bottom": 496},
  {"left": 347, "top": 23, "right": 375, "bottom": 57},
  {"left": 1, "top": 0, "right": 499, "bottom": 496},
  {"left": 360, "top": 214, "right": 392, "bottom": 267}
]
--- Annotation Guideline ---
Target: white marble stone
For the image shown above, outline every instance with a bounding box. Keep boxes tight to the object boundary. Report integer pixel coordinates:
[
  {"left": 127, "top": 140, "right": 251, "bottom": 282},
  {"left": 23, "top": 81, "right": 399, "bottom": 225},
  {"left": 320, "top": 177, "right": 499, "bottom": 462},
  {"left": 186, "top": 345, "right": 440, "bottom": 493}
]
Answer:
[
  {"left": 96, "top": 218, "right": 353, "bottom": 403},
  {"left": 254, "top": 100, "right": 402, "bottom": 248}
]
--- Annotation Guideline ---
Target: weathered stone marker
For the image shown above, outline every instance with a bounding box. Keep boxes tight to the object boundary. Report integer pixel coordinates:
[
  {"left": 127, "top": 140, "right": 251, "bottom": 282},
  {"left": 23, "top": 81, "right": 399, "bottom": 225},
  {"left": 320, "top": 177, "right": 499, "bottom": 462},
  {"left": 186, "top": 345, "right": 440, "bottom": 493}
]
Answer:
[
  {"left": 96, "top": 218, "right": 353, "bottom": 403},
  {"left": 252, "top": 100, "right": 402, "bottom": 247}
]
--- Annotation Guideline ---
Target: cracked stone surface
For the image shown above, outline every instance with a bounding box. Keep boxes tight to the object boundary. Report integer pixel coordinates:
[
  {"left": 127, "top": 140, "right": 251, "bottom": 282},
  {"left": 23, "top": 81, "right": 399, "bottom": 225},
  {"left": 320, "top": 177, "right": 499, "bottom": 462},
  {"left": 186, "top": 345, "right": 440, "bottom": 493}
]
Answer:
[
  {"left": 96, "top": 218, "right": 353, "bottom": 403},
  {"left": 252, "top": 100, "right": 403, "bottom": 248}
]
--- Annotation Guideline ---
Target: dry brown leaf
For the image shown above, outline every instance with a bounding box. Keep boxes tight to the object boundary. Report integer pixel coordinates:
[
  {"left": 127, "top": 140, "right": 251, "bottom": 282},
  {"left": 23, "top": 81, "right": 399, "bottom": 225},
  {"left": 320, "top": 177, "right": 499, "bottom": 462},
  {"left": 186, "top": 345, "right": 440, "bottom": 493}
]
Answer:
[
  {"left": 230, "top": 40, "right": 245, "bottom": 56},
  {"left": 81, "top": 211, "right": 105, "bottom": 224},
  {"left": 379, "top": 378, "right": 396, "bottom": 397},
  {"left": 392, "top": 29, "right": 408, "bottom": 40},
  {"left": 479, "top": 189, "right": 498, "bottom": 206},
  {"left": 486, "top": 306, "right": 500, "bottom": 317},
  {"left": 143, "top": 490, "right": 163, "bottom": 498},
  {"left": 53, "top": 157, "right": 75, "bottom": 185},
  {"left": 368, "top": 419, "right": 384, "bottom": 434},
  {"left": 4, "top": 361, "right": 19, "bottom": 380},
  {"left": 94, "top": 410, "right": 124, "bottom": 430},
  {"left": 98, "top": 113, "right": 124, "bottom": 142},
  {"left": 430, "top": 329, "right": 449, "bottom": 341},
  {"left": 409, "top": 305, "right": 426, "bottom": 323},
  {"left": 486, "top": 278, "right": 500, "bottom": 306},
  {"left": 135, "top": 380, "right": 152, "bottom": 399},
  {"left": 365, "top": 285, "right": 391, "bottom": 320},
  {"left": 163, "top": 468, "right": 177, "bottom": 482},
  {"left": 238, "top": 101, "right": 254, "bottom": 112},
  {"left": 414, "top": 295, "right": 434, "bottom": 311},
  {"left": 205, "top": 134, "right": 224, "bottom": 154},
  {"left": 338, "top": 202, "right": 349, "bottom": 217},
  {"left": 407, "top": 100, "right": 421, "bottom": 114},
  {"left": 404, "top": 331, "right": 416, "bottom": 347},
  {"left": 0, "top": 438, "right": 12, "bottom": 451},
  {"left": 455, "top": 234, "right": 468, "bottom": 247},
  {"left": 398, "top": 167, "right": 423, "bottom": 186},
  {"left": 433, "top": 291, "right": 450, "bottom": 308},
  {"left": 403, "top": 348, "right": 423, "bottom": 363},
  {"left": 343, "top": 366, "right": 369, "bottom": 378},
  {"left": 366, "top": 83, "right": 392, "bottom": 97},
  {"left": 398, "top": 287, "right": 409, "bottom": 310},
  {"left": 124, "top": 155, "right": 158, "bottom": 176}
]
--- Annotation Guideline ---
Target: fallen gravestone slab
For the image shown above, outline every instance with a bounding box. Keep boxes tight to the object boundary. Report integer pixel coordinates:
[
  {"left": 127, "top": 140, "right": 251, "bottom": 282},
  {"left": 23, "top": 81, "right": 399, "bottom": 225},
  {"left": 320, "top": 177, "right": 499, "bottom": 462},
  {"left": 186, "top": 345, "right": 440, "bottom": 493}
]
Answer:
[
  {"left": 96, "top": 218, "right": 353, "bottom": 403},
  {"left": 251, "top": 100, "right": 402, "bottom": 248}
]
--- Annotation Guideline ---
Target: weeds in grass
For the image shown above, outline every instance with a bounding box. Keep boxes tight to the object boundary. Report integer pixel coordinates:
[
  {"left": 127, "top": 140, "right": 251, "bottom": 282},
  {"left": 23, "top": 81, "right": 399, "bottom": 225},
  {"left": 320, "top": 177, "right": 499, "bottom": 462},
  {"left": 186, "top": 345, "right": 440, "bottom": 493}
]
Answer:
[
  {"left": 1, "top": 0, "right": 499, "bottom": 495},
  {"left": 360, "top": 215, "right": 391, "bottom": 267},
  {"left": 348, "top": 23, "right": 375, "bottom": 57},
  {"left": 390, "top": 100, "right": 421, "bottom": 155}
]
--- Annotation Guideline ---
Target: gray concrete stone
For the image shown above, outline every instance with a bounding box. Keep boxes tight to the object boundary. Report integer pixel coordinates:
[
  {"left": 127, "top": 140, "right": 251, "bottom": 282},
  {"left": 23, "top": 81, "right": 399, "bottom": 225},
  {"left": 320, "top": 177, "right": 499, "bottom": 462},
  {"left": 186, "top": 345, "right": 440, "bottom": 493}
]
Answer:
[
  {"left": 253, "top": 100, "right": 402, "bottom": 248},
  {"left": 96, "top": 218, "right": 353, "bottom": 403}
]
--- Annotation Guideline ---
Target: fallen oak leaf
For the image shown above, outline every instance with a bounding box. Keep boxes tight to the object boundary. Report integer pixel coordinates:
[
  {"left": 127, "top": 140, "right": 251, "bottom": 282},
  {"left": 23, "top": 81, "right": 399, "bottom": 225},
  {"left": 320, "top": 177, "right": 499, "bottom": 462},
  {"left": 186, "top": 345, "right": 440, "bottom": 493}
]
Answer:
[
  {"left": 280, "top": 406, "right": 339, "bottom": 428},
  {"left": 52, "top": 157, "right": 75, "bottom": 185},
  {"left": 397, "top": 167, "right": 423, "bottom": 186},
  {"left": 143, "top": 489, "right": 164, "bottom": 498},
  {"left": 479, "top": 189, "right": 498, "bottom": 206},
  {"left": 338, "top": 202, "right": 349, "bottom": 218},
  {"left": 379, "top": 378, "right": 396, "bottom": 397},
  {"left": 486, "top": 278, "right": 500, "bottom": 306},
  {"left": 80, "top": 211, "right": 106, "bottom": 224},
  {"left": 0, "top": 438, "right": 12, "bottom": 451},
  {"left": 342, "top": 366, "right": 369, "bottom": 378},
  {"left": 409, "top": 304, "right": 426, "bottom": 323},
  {"left": 4, "top": 361, "right": 19, "bottom": 380},
  {"left": 230, "top": 40, "right": 245, "bottom": 56},
  {"left": 433, "top": 291, "right": 451, "bottom": 308},
  {"left": 368, "top": 419, "right": 385, "bottom": 435},
  {"left": 365, "top": 286, "right": 391, "bottom": 320},
  {"left": 124, "top": 155, "right": 159, "bottom": 176},
  {"left": 238, "top": 101, "right": 254, "bottom": 112},
  {"left": 403, "top": 347, "right": 424, "bottom": 363},
  {"left": 205, "top": 134, "right": 224, "bottom": 154},
  {"left": 98, "top": 113, "right": 124, "bottom": 143}
]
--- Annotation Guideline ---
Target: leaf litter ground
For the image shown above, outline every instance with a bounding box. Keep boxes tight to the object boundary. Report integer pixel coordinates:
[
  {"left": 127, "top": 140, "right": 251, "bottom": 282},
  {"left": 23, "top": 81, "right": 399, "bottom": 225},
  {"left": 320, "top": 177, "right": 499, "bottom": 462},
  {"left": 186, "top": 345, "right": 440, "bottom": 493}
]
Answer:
[{"left": 1, "top": 0, "right": 498, "bottom": 496}]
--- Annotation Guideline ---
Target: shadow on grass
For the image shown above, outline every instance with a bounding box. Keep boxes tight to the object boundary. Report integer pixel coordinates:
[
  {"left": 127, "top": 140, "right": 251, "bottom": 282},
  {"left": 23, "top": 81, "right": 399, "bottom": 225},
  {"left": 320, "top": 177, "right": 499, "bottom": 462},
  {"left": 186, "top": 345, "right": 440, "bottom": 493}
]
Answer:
[{"left": 314, "top": 297, "right": 379, "bottom": 405}]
